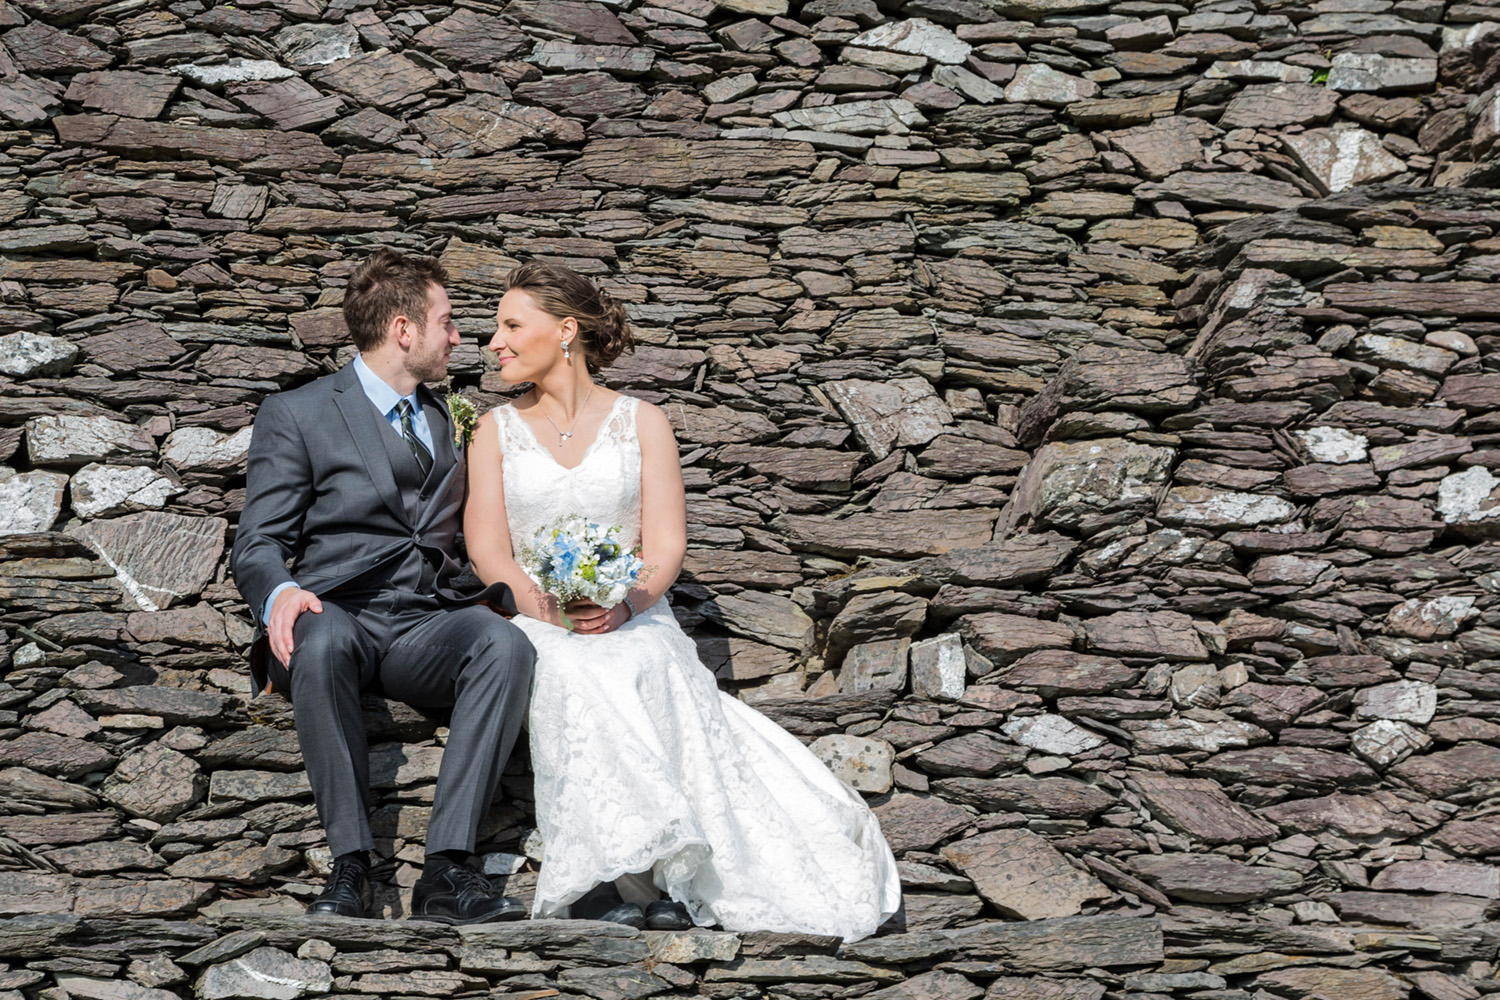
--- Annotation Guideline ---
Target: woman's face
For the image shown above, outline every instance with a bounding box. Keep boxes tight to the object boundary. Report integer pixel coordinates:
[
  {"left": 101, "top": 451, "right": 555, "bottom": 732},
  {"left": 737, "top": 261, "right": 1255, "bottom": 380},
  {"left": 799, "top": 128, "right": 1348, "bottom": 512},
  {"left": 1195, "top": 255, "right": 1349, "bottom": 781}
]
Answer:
[{"left": 488, "top": 288, "right": 572, "bottom": 384}]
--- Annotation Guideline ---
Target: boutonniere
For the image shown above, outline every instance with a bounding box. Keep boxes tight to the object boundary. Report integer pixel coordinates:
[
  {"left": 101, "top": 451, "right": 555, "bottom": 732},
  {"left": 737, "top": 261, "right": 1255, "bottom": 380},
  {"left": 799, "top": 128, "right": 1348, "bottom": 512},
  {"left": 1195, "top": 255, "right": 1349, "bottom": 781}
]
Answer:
[{"left": 446, "top": 391, "right": 478, "bottom": 449}]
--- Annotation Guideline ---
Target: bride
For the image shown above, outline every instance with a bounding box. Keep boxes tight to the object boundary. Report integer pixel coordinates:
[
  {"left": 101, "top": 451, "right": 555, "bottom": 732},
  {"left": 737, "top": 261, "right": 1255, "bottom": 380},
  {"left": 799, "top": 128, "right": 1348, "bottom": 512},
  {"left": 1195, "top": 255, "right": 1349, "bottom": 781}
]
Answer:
[{"left": 463, "top": 261, "right": 901, "bottom": 940}]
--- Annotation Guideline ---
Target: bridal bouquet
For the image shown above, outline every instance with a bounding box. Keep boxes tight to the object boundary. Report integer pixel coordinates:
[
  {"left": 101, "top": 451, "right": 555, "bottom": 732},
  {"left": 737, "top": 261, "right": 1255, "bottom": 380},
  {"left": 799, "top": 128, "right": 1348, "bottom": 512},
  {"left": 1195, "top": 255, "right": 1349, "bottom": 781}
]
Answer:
[{"left": 519, "top": 515, "right": 646, "bottom": 610}]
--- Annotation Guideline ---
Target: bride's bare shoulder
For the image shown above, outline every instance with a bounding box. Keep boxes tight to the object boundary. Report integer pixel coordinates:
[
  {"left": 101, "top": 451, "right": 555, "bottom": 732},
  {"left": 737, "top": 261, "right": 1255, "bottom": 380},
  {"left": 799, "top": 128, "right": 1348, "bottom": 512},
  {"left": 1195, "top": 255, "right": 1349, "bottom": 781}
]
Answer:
[{"left": 632, "top": 399, "right": 677, "bottom": 442}]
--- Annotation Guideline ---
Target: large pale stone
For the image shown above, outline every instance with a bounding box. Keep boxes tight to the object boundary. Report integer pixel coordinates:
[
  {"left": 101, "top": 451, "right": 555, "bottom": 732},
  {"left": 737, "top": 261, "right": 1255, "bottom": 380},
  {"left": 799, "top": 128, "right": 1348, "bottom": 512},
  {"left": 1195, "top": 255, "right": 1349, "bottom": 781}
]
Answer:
[
  {"left": 1004, "top": 64, "right": 1099, "bottom": 106},
  {"left": 1326, "top": 53, "right": 1437, "bottom": 93},
  {"left": 1352, "top": 719, "right": 1430, "bottom": 768},
  {"left": 1354, "top": 681, "right": 1439, "bottom": 724},
  {"left": 198, "top": 946, "right": 332, "bottom": 1000},
  {"left": 71, "top": 465, "right": 182, "bottom": 519},
  {"left": 1442, "top": 21, "right": 1500, "bottom": 50},
  {"left": 0, "top": 472, "right": 67, "bottom": 536},
  {"left": 172, "top": 59, "right": 296, "bottom": 85},
  {"left": 1157, "top": 487, "right": 1296, "bottom": 529},
  {"left": 1003, "top": 438, "right": 1174, "bottom": 534},
  {"left": 1003, "top": 714, "right": 1106, "bottom": 756},
  {"left": 810, "top": 734, "right": 894, "bottom": 794},
  {"left": 1120, "top": 717, "right": 1267, "bottom": 753},
  {"left": 26, "top": 415, "right": 156, "bottom": 469},
  {"left": 1386, "top": 596, "right": 1476, "bottom": 639},
  {"left": 0, "top": 332, "right": 78, "bottom": 376},
  {"left": 910, "top": 634, "right": 967, "bottom": 702},
  {"left": 1294, "top": 426, "right": 1368, "bottom": 463},
  {"left": 1438, "top": 467, "right": 1500, "bottom": 536},
  {"left": 648, "top": 931, "right": 742, "bottom": 964},
  {"left": 824, "top": 378, "right": 953, "bottom": 460},
  {"left": 772, "top": 99, "right": 926, "bottom": 135},
  {"left": 1169, "top": 663, "right": 1221, "bottom": 708},
  {"left": 72, "top": 511, "right": 228, "bottom": 611},
  {"left": 161, "top": 427, "right": 254, "bottom": 475},
  {"left": 847, "top": 19, "right": 971, "bottom": 64},
  {"left": 839, "top": 638, "right": 911, "bottom": 693},
  {"left": 274, "top": 23, "right": 361, "bottom": 68},
  {"left": 1282, "top": 128, "right": 1405, "bottom": 195},
  {"left": 943, "top": 828, "right": 1109, "bottom": 920},
  {"left": 1350, "top": 333, "right": 1457, "bottom": 377}
]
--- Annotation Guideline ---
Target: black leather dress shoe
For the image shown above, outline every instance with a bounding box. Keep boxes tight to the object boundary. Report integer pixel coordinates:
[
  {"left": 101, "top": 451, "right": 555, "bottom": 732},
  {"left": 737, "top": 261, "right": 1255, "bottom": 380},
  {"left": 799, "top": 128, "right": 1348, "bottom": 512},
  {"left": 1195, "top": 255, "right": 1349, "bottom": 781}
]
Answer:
[
  {"left": 643, "top": 900, "right": 693, "bottom": 930},
  {"left": 307, "top": 856, "right": 374, "bottom": 918},
  {"left": 598, "top": 902, "right": 646, "bottom": 927},
  {"left": 410, "top": 863, "right": 526, "bottom": 925}
]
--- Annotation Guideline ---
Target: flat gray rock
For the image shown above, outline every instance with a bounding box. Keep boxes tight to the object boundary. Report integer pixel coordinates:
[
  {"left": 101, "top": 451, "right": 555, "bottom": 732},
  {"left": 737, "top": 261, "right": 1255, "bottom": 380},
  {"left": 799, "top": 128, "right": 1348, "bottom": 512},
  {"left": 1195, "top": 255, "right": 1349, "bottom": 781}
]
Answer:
[
  {"left": 1128, "top": 853, "right": 1302, "bottom": 902},
  {"left": 944, "top": 827, "right": 1109, "bottom": 919},
  {"left": 198, "top": 947, "right": 332, "bottom": 999},
  {"left": 72, "top": 512, "right": 227, "bottom": 611},
  {"left": 1283, "top": 127, "right": 1406, "bottom": 194},
  {"left": 100, "top": 743, "right": 205, "bottom": 823}
]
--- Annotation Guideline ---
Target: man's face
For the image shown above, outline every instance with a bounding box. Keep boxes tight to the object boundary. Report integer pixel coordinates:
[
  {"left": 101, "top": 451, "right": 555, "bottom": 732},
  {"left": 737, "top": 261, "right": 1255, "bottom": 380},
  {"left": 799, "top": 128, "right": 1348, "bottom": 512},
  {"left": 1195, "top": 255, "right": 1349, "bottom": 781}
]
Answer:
[{"left": 405, "top": 283, "right": 459, "bottom": 383}]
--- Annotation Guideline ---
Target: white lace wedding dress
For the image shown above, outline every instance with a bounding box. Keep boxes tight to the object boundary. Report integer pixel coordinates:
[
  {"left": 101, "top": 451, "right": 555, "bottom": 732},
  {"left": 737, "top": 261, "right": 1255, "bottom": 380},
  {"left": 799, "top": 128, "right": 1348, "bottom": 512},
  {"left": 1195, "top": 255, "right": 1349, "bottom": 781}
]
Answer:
[{"left": 492, "top": 394, "right": 902, "bottom": 941}]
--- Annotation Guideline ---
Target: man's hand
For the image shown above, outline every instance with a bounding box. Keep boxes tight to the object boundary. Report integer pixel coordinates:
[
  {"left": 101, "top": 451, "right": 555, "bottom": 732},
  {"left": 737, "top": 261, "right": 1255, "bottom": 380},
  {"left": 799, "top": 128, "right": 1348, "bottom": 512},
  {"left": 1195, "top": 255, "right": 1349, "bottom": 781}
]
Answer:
[{"left": 269, "top": 587, "right": 323, "bottom": 667}]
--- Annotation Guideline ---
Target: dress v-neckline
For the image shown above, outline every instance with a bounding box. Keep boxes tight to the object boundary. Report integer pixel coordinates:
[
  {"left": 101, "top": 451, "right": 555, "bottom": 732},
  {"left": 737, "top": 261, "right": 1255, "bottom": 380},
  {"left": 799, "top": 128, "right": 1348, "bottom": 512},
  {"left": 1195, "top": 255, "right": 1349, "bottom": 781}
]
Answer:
[{"left": 508, "top": 394, "right": 626, "bottom": 472}]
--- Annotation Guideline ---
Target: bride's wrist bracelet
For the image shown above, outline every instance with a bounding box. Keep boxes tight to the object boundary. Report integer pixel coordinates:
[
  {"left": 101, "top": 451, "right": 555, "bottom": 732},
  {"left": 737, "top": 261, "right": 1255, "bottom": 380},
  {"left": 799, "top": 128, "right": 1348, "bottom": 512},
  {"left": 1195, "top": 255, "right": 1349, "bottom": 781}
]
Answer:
[{"left": 623, "top": 594, "right": 640, "bottom": 620}]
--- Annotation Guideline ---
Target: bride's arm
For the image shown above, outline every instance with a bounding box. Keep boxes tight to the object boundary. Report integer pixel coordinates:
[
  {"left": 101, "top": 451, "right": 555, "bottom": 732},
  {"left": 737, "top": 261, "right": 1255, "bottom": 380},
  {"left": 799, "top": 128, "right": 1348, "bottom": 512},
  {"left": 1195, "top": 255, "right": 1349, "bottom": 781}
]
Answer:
[
  {"left": 570, "top": 400, "right": 688, "bottom": 634},
  {"left": 464, "top": 410, "right": 565, "bottom": 626},
  {"left": 630, "top": 401, "right": 688, "bottom": 610}
]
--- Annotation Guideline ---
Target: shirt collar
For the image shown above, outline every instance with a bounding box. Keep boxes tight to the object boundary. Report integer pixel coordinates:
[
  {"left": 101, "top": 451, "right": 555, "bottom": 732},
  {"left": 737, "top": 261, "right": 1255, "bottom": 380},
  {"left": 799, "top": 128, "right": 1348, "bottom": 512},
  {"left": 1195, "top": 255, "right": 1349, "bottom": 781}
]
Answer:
[{"left": 353, "top": 354, "right": 418, "bottom": 416}]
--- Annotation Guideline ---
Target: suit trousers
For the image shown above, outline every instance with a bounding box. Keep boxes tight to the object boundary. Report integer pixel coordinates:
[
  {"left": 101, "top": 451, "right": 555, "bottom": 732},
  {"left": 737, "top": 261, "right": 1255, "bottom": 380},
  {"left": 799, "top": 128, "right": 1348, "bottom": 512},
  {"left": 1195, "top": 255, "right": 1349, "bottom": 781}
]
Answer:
[{"left": 266, "top": 590, "right": 535, "bottom": 858}]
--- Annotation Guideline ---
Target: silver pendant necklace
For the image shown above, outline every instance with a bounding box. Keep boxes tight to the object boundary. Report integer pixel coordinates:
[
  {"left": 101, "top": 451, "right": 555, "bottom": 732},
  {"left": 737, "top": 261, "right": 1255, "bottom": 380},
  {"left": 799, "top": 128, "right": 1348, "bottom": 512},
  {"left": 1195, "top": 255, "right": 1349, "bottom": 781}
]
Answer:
[{"left": 539, "top": 386, "right": 594, "bottom": 446}]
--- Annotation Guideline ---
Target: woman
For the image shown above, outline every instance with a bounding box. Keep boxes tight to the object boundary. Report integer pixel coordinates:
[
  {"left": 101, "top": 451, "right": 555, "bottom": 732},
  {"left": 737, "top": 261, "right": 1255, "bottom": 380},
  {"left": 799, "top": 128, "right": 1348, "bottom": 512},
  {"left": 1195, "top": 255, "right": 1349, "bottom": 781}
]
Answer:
[{"left": 464, "top": 261, "right": 901, "bottom": 940}]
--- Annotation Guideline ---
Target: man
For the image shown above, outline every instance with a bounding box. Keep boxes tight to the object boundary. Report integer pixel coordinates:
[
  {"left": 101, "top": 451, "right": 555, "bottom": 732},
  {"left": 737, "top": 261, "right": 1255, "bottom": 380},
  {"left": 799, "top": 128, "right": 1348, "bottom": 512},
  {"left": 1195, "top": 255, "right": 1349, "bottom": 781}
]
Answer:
[{"left": 232, "top": 249, "right": 535, "bottom": 924}]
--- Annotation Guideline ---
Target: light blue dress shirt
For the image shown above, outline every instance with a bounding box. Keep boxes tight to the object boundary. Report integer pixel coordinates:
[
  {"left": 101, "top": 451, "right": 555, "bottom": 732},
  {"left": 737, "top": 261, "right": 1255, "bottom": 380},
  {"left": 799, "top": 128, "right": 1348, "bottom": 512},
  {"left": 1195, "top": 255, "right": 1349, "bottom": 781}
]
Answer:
[{"left": 262, "top": 356, "right": 438, "bottom": 623}]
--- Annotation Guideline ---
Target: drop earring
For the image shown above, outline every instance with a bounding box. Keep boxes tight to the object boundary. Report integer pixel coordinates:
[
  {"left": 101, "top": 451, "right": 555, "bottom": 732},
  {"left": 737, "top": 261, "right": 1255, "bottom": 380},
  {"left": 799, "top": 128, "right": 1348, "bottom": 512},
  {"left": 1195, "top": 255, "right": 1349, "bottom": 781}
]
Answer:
[{"left": 561, "top": 340, "right": 572, "bottom": 361}]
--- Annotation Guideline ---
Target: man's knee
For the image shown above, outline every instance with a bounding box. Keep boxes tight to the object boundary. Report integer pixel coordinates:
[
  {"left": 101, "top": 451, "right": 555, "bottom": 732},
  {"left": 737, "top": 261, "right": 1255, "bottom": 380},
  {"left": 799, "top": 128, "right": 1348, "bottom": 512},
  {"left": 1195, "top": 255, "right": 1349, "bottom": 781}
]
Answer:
[
  {"left": 459, "top": 610, "right": 536, "bottom": 677},
  {"left": 289, "top": 607, "right": 365, "bottom": 683}
]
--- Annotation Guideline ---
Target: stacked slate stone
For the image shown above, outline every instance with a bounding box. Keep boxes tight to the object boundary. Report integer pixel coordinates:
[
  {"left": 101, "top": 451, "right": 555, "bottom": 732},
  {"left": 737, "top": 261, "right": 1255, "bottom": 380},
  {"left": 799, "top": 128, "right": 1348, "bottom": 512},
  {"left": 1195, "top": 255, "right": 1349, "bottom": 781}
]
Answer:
[{"left": 2, "top": 0, "right": 1500, "bottom": 996}]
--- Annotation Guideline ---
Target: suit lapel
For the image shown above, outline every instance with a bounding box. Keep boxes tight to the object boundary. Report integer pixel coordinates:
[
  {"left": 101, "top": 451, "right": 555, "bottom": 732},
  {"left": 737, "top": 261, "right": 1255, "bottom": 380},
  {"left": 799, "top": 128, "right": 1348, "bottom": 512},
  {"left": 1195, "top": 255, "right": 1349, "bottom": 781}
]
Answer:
[
  {"left": 421, "top": 387, "right": 458, "bottom": 472},
  {"left": 417, "top": 385, "right": 461, "bottom": 525},
  {"left": 332, "top": 363, "right": 413, "bottom": 528}
]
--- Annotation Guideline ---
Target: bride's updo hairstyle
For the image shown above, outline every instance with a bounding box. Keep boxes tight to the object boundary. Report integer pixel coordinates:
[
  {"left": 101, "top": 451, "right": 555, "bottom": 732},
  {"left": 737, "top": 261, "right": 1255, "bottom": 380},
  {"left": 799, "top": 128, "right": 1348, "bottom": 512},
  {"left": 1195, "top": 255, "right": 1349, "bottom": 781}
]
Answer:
[{"left": 504, "top": 261, "right": 635, "bottom": 370}]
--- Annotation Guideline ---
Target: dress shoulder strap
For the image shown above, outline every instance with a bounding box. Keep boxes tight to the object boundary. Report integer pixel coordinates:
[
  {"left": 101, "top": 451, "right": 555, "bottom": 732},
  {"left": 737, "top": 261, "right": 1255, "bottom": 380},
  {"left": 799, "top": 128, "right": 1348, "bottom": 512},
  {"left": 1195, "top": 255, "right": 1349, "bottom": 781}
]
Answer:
[
  {"left": 491, "top": 403, "right": 526, "bottom": 456},
  {"left": 599, "top": 394, "right": 639, "bottom": 447}
]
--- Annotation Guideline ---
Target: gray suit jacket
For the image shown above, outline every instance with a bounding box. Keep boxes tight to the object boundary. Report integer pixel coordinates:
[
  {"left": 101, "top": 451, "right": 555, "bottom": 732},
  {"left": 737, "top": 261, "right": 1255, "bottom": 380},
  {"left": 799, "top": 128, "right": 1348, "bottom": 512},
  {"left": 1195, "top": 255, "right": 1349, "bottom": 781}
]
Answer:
[{"left": 231, "top": 361, "right": 515, "bottom": 694}]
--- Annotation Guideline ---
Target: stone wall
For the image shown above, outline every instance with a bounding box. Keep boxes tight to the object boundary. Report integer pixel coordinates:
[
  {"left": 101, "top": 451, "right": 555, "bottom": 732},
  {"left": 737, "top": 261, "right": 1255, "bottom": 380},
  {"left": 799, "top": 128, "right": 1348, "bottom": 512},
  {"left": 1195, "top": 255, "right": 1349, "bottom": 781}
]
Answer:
[{"left": 3, "top": 0, "right": 1500, "bottom": 997}]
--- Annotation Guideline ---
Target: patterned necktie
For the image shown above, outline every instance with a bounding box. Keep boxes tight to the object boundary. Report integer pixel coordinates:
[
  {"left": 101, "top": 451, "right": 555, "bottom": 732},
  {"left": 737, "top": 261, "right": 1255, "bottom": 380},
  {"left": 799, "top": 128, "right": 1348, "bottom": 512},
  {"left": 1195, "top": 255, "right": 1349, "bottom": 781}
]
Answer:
[{"left": 396, "top": 399, "right": 433, "bottom": 479}]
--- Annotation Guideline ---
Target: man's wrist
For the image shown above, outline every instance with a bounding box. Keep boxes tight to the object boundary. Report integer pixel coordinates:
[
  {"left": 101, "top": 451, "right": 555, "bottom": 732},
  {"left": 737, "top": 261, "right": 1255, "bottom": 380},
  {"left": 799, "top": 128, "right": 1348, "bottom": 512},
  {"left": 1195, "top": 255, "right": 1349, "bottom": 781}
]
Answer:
[{"left": 264, "top": 581, "right": 301, "bottom": 623}]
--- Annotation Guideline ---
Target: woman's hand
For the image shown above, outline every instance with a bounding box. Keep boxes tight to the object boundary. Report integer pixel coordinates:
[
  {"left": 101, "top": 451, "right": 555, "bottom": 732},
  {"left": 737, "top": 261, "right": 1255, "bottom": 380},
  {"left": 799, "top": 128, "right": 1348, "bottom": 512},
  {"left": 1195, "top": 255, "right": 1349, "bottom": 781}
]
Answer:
[{"left": 565, "top": 600, "right": 627, "bottom": 634}]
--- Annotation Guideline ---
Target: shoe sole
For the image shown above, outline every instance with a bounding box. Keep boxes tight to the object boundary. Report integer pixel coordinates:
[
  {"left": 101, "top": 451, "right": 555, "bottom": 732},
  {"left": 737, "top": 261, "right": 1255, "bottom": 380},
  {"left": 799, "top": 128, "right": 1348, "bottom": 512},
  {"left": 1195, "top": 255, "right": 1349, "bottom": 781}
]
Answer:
[
  {"left": 306, "top": 907, "right": 371, "bottom": 919},
  {"left": 408, "top": 907, "right": 527, "bottom": 925}
]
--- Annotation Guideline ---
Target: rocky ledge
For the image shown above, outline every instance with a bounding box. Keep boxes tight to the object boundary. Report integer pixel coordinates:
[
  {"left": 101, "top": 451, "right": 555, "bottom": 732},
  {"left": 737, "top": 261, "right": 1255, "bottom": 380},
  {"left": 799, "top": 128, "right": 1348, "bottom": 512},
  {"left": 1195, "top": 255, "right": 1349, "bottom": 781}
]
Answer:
[{"left": 3, "top": 0, "right": 1500, "bottom": 997}]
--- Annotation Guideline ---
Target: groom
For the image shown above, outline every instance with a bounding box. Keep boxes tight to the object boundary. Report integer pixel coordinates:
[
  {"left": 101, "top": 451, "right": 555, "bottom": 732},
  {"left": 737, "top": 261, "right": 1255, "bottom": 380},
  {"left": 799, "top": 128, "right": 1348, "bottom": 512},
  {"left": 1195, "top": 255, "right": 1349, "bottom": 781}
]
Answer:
[{"left": 231, "top": 249, "right": 535, "bottom": 924}]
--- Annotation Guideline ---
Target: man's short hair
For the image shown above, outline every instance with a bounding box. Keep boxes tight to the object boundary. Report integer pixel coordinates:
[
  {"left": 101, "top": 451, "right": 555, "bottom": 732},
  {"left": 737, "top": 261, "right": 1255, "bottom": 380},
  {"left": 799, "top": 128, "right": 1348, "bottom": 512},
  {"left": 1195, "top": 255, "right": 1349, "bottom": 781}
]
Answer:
[{"left": 342, "top": 249, "right": 449, "bottom": 352}]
